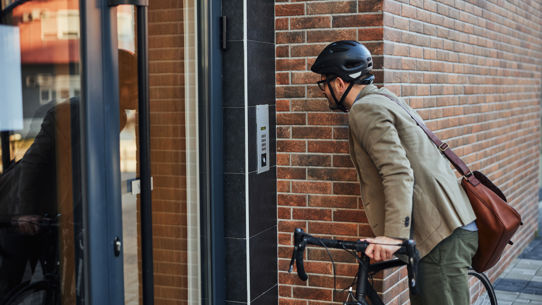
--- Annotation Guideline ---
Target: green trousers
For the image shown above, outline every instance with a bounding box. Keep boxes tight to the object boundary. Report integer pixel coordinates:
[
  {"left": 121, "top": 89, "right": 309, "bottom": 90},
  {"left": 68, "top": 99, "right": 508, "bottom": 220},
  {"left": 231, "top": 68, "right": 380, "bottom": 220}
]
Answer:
[{"left": 410, "top": 228, "right": 478, "bottom": 305}]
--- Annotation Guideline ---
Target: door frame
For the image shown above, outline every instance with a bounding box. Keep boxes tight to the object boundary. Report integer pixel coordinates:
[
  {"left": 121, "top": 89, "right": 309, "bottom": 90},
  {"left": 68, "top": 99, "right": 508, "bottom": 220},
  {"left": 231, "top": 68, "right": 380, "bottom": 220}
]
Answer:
[
  {"left": 79, "top": 1, "right": 124, "bottom": 304},
  {"left": 198, "top": 0, "right": 226, "bottom": 304},
  {"left": 79, "top": 0, "right": 225, "bottom": 303}
]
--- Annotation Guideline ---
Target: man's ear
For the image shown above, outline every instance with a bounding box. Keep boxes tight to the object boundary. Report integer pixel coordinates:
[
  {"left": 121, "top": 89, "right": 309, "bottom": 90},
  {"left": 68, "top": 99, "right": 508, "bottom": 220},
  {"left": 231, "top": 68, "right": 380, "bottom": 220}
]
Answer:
[{"left": 335, "top": 77, "right": 349, "bottom": 92}]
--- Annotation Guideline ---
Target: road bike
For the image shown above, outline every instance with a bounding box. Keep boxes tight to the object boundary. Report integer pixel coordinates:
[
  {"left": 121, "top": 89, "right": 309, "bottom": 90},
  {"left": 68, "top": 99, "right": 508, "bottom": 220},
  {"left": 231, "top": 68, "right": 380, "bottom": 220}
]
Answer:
[{"left": 289, "top": 228, "right": 497, "bottom": 305}]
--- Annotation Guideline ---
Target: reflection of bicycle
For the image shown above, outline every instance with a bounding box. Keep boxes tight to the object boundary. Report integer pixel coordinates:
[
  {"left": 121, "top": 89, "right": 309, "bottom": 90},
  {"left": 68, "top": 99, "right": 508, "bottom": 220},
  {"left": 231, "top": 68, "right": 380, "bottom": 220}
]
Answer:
[
  {"left": 289, "top": 228, "right": 497, "bottom": 305},
  {"left": 0, "top": 215, "right": 60, "bottom": 305}
]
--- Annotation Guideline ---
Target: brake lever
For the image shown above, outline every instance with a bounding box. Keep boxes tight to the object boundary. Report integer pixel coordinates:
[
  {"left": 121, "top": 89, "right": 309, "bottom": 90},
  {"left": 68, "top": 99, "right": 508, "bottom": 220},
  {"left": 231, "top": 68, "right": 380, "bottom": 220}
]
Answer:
[
  {"left": 404, "top": 239, "right": 419, "bottom": 295},
  {"left": 288, "top": 246, "right": 296, "bottom": 273},
  {"left": 289, "top": 228, "right": 309, "bottom": 281}
]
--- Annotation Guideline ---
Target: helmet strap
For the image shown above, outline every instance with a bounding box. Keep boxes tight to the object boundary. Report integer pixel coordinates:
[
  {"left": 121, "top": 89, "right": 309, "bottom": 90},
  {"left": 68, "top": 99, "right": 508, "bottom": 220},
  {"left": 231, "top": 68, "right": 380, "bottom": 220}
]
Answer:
[{"left": 328, "top": 80, "right": 355, "bottom": 113}]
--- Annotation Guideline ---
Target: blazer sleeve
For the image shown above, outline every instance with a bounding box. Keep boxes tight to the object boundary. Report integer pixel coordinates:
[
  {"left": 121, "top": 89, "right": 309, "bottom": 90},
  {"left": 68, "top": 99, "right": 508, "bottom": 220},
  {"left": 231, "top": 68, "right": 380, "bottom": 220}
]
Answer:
[{"left": 349, "top": 101, "right": 413, "bottom": 239}]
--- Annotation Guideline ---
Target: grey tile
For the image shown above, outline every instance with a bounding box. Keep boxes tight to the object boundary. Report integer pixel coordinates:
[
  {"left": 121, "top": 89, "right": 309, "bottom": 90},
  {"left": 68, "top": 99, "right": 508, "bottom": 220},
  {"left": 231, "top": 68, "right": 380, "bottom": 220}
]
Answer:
[
  {"left": 224, "top": 173, "right": 246, "bottom": 238},
  {"left": 223, "top": 41, "right": 246, "bottom": 107},
  {"left": 223, "top": 0, "right": 243, "bottom": 41},
  {"left": 225, "top": 237, "right": 248, "bottom": 302},
  {"left": 251, "top": 285, "right": 278, "bottom": 305},
  {"left": 247, "top": 41, "right": 275, "bottom": 107},
  {"left": 248, "top": 169, "right": 277, "bottom": 236},
  {"left": 494, "top": 278, "right": 529, "bottom": 293},
  {"left": 249, "top": 226, "right": 278, "bottom": 300},
  {"left": 247, "top": 0, "right": 275, "bottom": 43},
  {"left": 224, "top": 107, "right": 245, "bottom": 173}
]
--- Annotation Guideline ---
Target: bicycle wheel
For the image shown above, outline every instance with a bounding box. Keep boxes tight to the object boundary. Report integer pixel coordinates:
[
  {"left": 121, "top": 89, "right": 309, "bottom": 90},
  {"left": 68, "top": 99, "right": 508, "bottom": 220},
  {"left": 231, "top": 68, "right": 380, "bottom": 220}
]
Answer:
[
  {"left": 468, "top": 269, "right": 498, "bottom": 305},
  {"left": 4, "top": 281, "right": 56, "bottom": 305}
]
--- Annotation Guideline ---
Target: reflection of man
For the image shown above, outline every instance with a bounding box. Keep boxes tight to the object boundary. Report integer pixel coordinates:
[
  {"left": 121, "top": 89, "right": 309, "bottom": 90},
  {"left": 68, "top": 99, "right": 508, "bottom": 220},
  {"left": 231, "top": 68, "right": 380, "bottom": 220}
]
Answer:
[{"left": 0, "top": 49, "right": 138, "bottom": 301}]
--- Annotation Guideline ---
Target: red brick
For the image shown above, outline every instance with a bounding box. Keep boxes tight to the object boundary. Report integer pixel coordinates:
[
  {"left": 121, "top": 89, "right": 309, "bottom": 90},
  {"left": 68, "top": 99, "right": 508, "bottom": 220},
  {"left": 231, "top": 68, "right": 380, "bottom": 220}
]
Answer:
[
  {"left": 359, "top": 27, "right": 384, "bottom": 41},
  {"left": 277, "top": 113, "right": 306, "bottom": 125},
  {"left": 307, "top": 113, "right": 348, "bottom": 125},
  {"left": 332, "top": 155, "right": 354, "bottom": 167},
  {"left": 292, "top": 181, "right": 332, "bottom": 194},
  {"left": 307, "top": 29, "right": 357, "bottom": 43},
  {"left": 278, "top": 167, "right": 307, "bottom": 180},
  {"left": 277, "top": 140, "right": 306, "bottom": 153},
  {"left": 292, "top": 127, "right": 333, "bottom": 139},
  {"left": 277, "top": 86, "right": 306, "bottom": 98},
  {"left": 291, "top": 72, "right": 319, "bottom": 84},
  {"left": 277, "top": 31, "right": 305, "bottom": 44},
  {"left": 278, "top": 220, "right": 307, "bottom": 233},
  {"left": 307, "top": 1, "right": 357, "bottom": 15},
  {"left": 292, "top": 208, "right": 332, "bottom": 221},
  {"left": 277, "top": 58, "right": 306, "bottom": 71},
  {"left": 291, "top": 16, "right": 331, "bottom": 29},
  {"left": 278, "top": 194, "right": 307, "bottom": 207},
  {"left": 276, "top": 3, "right": 305, "bottom": 17},
  {"left": 276, "top": 99, "right": 290, "bottom": 112},
  {"left": 291, "top": 100, "right": 330, "bottom": 112},
  {"left": 291, "top": 44, "right": 328, "bottom": 57},
  {"left": 358, "top": 0, "right": 383, "bottom": 12},
  {"left": 308, "top": 141, "right": 349, "bottom": 153},
  {"left": 308, "top": 195, "right": 358, "bottom": 209},
  {"left": 277, "top": 126, "right": 291, "bottom": 138},
  {"left": 333, "top": 127, "right": 349, "bottom": 139},
  {"left": 308, "top": 222, "right": 358, "bottom": 236},
  {"left": 276, "top": 18, "right": 289, "bottom": 30},
  {"left": 277, "top": 154, "right": 290, "bottom": 167},
  {"left": 333, "top": 14, "right": 382, "bottom": 27},
  {"left": 333, "top": 182, "right": 360, "bottom": 195},
  {"left": 276, "top": 45, "right": 289, "bottom": 57},
  {"left": 278, "top": 207, "right": 291, "bottom": 219},
  {"left": 291, "top": 154, "right": 331, "bottom": 167},
  {"left": 276, "top": 72, "right": 290, "bottom": 85},
  {"left": 333, "top": 210, "right": 367, "bottom": 223},
  {"left": 293, "top": 287, "right": 332, "bottom": 301},
  {"left": 307, "top": 168, "right": 357, "bottom": 181}
]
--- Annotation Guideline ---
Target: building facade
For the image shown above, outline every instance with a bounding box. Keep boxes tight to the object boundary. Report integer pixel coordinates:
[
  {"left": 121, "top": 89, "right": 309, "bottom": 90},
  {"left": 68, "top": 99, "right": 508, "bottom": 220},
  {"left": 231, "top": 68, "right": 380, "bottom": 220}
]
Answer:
[{"left": 276, "top": 0, "right": 542, "bottom": 304}]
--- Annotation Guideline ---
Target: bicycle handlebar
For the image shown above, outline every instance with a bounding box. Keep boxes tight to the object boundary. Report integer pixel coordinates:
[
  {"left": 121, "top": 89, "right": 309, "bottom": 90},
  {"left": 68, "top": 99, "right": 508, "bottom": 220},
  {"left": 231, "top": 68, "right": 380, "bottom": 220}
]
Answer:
[{"left": 289, "top": 228, "right": 419, "bottom": 293}]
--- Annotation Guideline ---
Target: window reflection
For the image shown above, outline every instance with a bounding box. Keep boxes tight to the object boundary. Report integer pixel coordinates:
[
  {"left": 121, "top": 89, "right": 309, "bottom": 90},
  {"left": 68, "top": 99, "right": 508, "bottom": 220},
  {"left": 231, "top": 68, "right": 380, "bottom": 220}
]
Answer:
[{"left": 0, "top": 0, "right": 82, "bottom": 304}]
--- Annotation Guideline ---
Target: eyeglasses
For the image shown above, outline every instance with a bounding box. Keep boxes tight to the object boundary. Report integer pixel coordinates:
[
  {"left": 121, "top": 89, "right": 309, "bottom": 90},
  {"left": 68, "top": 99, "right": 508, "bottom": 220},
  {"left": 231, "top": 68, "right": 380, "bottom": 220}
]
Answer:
[{"left": 316, "top": 76, "right": 336, "bottom": 91}]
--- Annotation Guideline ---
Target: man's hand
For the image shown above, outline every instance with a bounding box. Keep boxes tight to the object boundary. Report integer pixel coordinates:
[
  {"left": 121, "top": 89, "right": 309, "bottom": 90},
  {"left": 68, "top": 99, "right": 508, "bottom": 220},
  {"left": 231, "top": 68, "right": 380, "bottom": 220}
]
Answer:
[
  {"left": 361, "top": 236, "right": 402, "bottom": 262},
  {"left": 14, "top": 215, "right": 41, "bottom": 235}
]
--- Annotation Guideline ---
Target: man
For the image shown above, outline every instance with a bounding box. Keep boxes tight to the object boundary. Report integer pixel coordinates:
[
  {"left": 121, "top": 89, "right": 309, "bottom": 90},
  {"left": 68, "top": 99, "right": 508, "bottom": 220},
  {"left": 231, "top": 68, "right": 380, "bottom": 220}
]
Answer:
[{"left": 311, "top": 40, "right": 478, "bottom": 305}]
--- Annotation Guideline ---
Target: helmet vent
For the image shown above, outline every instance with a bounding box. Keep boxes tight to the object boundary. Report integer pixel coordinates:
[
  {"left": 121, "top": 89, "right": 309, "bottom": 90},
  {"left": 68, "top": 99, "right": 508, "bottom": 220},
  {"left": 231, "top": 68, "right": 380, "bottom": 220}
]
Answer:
[{"left": 345, "top": 61, "right": 362, "bottom": 69}]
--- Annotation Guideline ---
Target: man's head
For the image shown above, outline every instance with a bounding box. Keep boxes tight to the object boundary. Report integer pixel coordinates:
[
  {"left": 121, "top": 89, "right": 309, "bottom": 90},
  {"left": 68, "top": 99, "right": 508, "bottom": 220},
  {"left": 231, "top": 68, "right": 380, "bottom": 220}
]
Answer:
[
  {"left": 118, "top": 49, "right": 138, "bottom": 111},
  {"left": 311, "top": 40, "right": 374, "bottom": 112},
  {"left": 118, "top": 49, "right": 138, "bottom": 129}
]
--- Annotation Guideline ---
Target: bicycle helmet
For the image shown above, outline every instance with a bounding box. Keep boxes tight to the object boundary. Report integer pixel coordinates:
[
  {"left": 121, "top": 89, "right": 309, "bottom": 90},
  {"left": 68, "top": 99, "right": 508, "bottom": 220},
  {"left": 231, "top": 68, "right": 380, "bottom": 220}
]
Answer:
[
  {"left": 311, "top": 40, "right": 374, "bottom": 83},
  {"left": 311, "top": 41, "right": 374, "bottom": 112}
]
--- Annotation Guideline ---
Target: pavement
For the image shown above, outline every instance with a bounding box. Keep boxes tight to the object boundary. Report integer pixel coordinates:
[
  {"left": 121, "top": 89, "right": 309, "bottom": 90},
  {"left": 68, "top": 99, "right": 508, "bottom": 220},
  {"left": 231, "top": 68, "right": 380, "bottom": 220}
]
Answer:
[{"left": 492, "top": 202, "right": 542, "bottom": 304}]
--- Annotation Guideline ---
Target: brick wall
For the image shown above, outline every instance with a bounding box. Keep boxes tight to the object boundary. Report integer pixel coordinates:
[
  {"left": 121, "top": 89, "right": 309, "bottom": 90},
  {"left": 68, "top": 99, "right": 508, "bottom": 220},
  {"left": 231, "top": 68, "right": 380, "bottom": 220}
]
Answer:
[
  {"left": 276, "top": 0, "right": 542, "bottom": 304},
  {"left": 148, "top": 0, "right": 188, "bottom": 303}
]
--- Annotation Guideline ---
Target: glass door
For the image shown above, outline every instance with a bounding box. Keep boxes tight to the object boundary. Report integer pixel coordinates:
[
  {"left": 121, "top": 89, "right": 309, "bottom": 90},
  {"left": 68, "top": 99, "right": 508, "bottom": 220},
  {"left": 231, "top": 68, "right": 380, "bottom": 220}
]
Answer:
[
  {"left": 0, "top": 0, "right": 84, "bottom": 303},
  {"left": 115, "top": 0, "right": 202, "bottom": 304}
]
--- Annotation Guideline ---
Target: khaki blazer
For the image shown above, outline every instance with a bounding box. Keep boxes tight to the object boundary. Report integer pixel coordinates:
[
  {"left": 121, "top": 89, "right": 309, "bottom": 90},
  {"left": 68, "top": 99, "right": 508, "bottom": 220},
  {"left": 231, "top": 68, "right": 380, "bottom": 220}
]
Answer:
[{"left": 348, "top": 85, "right": 476, "bottom": 257}]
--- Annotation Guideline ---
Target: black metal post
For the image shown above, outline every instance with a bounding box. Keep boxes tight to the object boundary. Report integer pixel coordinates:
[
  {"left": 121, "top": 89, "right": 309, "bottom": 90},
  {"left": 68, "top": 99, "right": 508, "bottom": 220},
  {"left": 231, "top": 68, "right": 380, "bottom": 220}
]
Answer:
[
  {"left": 1, "top": 131, "right": 11, "bottom": 169},
  {"left": 137, "top": 5, "right": 153, "bottom": 305}
]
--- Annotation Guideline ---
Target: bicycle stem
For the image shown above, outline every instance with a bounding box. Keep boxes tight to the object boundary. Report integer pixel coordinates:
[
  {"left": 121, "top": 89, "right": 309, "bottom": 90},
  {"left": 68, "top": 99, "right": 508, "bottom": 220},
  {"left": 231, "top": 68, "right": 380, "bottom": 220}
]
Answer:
[{"left": 355, "top": 255, "right": 370, "bottom": 301}]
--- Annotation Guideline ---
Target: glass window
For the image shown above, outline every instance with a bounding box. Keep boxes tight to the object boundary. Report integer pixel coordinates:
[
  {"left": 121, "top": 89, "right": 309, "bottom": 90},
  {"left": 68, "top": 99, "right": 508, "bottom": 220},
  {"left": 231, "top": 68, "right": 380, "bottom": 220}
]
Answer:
[{"left": 0, "top": 0, "right": 83, "bottom": 304}]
